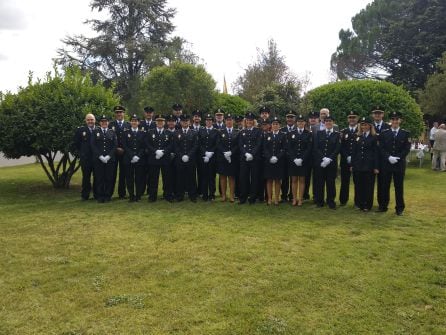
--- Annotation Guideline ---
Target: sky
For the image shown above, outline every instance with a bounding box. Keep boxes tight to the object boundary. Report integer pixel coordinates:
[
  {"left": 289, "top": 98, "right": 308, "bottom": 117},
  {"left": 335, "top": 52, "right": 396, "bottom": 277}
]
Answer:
[{"left": 0, "top": 0, "right": 372, "bottom": 94}]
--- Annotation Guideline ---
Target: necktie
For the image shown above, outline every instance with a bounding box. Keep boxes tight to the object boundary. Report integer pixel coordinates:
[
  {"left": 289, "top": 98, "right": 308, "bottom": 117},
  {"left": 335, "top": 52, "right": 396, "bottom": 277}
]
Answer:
[
  {"left": 393, "top": 130, "right": 397, "bottom": 138},
  {"left": 118, "top": 121, "right": 122, "bottom": 128},
  {"left": 299, "top": 130, "right": 302, "bottom": 135},
  {"left": 103, "top": 129, "right": 106, "bottom": 135},
  {"left": 133, "top": 130, "right": 136, "bottom": 135},
  {"left": 228, "top": 129, "right": 232, "bottom": 135},
  {"left": 376, "top": 124, "right": 380, "bottom": 132}
]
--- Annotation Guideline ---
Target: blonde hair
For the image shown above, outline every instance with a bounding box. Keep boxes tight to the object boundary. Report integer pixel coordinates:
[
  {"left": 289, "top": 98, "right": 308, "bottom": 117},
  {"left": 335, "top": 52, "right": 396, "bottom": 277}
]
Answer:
[{"left": 357, "top": 123, "right": 376, "bottom": 136}]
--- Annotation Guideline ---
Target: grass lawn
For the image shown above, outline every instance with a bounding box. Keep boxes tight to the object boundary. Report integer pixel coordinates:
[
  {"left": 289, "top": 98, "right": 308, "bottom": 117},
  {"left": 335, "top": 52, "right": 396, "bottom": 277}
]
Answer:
[{"left": 0, "top": 161, "right": 445, "bottom": 334}]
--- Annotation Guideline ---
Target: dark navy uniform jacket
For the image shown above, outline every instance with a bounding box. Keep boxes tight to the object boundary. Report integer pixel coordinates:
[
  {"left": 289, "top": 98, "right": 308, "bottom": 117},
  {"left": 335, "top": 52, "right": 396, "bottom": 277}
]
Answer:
[
  {"left": 313, "top": 130, "right": 341, "bottom": 166},
  {"left": 198, "top": 128, "right": 219, "bottom": 158},
  {"left": 173, "top": 129, "right": 199, "bottom": 164},
  {"left": 73, "top": 126, "right": 96, "bottom": 164},
  {"left": 238, "top": 127, "right": 263, "bottom": 161},
  {"left": 379, "top": 129, "right": 411, "bottom": 172},
  {"left": 122, "top": 129, "right": 146, "bottom": 165},
  {"left": 340, "top": 127, "right": 358, "bottom": 165},
  {"left": 146, "top": 128, "right": 174, "bottom": 165},
  {"left": 91, "top": 128, "right": 117, "bottom": 162},
  {"left": 352, "top": 133, "right": 379, "bottom": 172}
]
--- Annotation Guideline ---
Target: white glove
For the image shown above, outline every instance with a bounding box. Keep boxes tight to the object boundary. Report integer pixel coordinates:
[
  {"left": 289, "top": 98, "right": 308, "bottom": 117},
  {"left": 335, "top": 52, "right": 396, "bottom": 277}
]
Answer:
[
  {"left": 104, "top": 155, "right": 111, "bottom": 163},
  {"left": 226, "top": 156, "right": 232, "bottom": 163},
  {"left": 322, "top": 157, "right": 332, "bottom": 165},
  {"left": 388, "top": 156, "right": 400, "bottom": 164},
  {"left": 347, "top": 156, "right": 351, "bottom": 164},
  {"left": 294, "top": 158, "right": 303, "bottom": 166},
  {"left": 99, "top": 155, "right": 106, "bottom": 163},
  {"left": 205, "top": 151, "right": 214, "bottom": 158},
  {"left": 203, "top": 156, "right": 210, "bottom": 163},
  {"left": 270, "top": 156, "right": 278, "bottom": 164},
  {"left": 131, "top": 155, "right": 139, "bottom": 163},
  {"left": 182, "top": 155, "right": 189, "bottom": 163},
  {"left": 245, "top": 153, "right": 253, "bottom": 161},
  {"left": 320, "top": 161, "right": 328, "bottom": 168},
  {"left": 224, "top": 151, "right": 232, "bottom": 158},
  {"left": 155, "top": 150, "right": 164, "bottom": 158}
]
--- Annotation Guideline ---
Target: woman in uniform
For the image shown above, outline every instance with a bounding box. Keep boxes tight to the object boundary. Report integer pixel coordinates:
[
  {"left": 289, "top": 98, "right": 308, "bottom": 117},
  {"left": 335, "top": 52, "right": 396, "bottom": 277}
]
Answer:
[
  {"left": 262, "top": 117, "right": 286, "bottom": 205},
  {"left": 286, "top": 114, "right": 313, "bottom": 206},
  {"left": 351, "top": 117, "right": 379, "bottom": 212},
  {"left": 216, "top": 114, "right": 239, "bottom": 202}
]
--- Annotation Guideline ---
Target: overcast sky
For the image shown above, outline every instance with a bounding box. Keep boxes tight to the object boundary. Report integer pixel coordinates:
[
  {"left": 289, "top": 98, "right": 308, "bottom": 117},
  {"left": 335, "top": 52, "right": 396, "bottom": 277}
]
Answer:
[{"left": 0, "top": 0, "right": 372, "bottom": 94}]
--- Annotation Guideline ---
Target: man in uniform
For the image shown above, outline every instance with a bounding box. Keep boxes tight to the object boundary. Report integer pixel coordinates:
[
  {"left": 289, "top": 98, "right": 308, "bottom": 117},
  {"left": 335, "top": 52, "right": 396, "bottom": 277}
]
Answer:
[
  {"left": 198, "top": 113, "right": 219, "bottom": 201},
  {"left": 371, "top": 107, "right": 390, "bottom": 210},
  {"left": 73, "top": 113, "right": 97, "bottom": 201},
  {"left": 140, "top": 106, "right": 156, "bottom": 132},
  {"left": 313, "top": 115, "right": 341, "bottom": 209},
  {"left": 190, "top": 110, "right": 203, "bottom": 195},
  {"left": 109, "top": 105, "right": 130, "bottom": 199},
  {"left": 166, "top": 115, "right": 178, "bottom": 199},
  {"left": 238, "top": 112, "right": 263, "bottom": 204},
  {"left": 122, "top": 114, "right": 146, "bottom": 202},
  {"left": 280, "top": 112, "right": 297, "bottom": 203},
  {"left": 214, "top": 109, "right": 225, "bottom": 130},
  {"left": 174, "top": 114, "right": 199, "bottom": 202},
  {"left": 146, "top": 114, "right": 174, "bottom": 202},
  {"left": 259, "top": 106, "right": 271, "bottom": 125},
  {"left": 305, "top": 111, "right": 319, "bottom": 201},
  {"left": 172, "top": 103, "right": 183, "bottom": 129},
  {"left": 377, "top": 111, "right": 410, "bottom": 215},
  {"left": 339, "top": 111, "right": 359, "bottom": 206},
  {"left": 91, "top": 115, "right": 117, "bottom": 202}
]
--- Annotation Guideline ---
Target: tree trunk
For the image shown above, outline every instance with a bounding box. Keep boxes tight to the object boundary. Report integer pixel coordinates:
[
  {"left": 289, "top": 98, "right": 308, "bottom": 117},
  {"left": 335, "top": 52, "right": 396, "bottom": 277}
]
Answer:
[{"left": 37, "top": 151, "right": 80, "bottom": 189}]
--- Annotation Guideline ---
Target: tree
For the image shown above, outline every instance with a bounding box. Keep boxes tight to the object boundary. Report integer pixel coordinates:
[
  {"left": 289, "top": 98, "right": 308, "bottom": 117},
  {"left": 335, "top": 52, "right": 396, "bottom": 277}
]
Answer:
[
  {"left": 301, "top": 80, "right": 424, "bottom": 137},
  {"left": 141, "top": 62, "right": 216, "bottom": 114},
  {"left": 0, "top": 67, "right": 119, "bottom": 188},
  {"left": 419, "top": 52, "right": 446, "bottom": 121},
  {"left": 253, "top": 81, "right": 301, "bottom": 118},
  {"left": 212, "top": 93, "right": 251, "bottom": 116},
  {"left": 57, "top": 0, "right": 196, "bottom": 112},
  {"left": 234, "top": 39, "right": 302, "bottom": 105},
  {"left": 331, "top": 0, "right": 446, "bottom": 93}
]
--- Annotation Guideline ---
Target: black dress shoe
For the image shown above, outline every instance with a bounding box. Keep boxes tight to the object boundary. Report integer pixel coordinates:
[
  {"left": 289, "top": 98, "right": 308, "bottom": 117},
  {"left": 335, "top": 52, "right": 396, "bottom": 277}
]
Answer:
[
  {"left": 396, "top": 210, "right": 403, "bottom": 216},
  {"left": 328, "top": 203, "right": 337, "bottom": 210},
  {"left": 239, "top": 200, "right": 246, "bottom": 205},
  {"left": 376, "top": 208, "right": 388, "bottom": 213},
  {"left": 339, "top": 202, "right": 347, "bottom": 206}
]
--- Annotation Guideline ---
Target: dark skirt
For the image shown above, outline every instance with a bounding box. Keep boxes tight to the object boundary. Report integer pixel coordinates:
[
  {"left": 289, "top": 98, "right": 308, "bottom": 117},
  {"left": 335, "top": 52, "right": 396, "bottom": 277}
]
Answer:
[
  {"left": 288, "top": 161, "right": 309, "bottom": 177},
  {"left": 263, "top": 159, "right": 285, "bottom": 179},
  {"left": 217, "top": 158, "right": 238, "bottom": 177}
]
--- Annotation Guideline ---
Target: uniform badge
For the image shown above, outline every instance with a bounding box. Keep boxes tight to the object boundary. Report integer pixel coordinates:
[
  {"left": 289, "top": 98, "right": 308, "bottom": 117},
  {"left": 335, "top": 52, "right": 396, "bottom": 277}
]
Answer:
[
  {"left": 242, "top": 132, "right": 246, "bottom": 136},
  {"left": 267, "top": 137, "right": 271, "bottom": 141},
  {"left": 222, "top": 134, "right": 225, "bottom": 138},
  {"left": 82, "top": 131, "right": 86, "bottom": 136},
  {"left": 165, "top": 135, "right": 168, "bottom": 140},
  {"left": 345, "top": 134, "right": 349, "bottom": 139},
  {"left": 152, "top": 134, "right": 156, "bottom": 139},
  {"left": 127, "top": 134, "right": 131, "bottom": 138},
  {"left": 112, "top": 126, "right": 115, "bottom": 131},
  {"left": 96, "top": 133, "right": 100, "bottom": 137},
  {"left": 178, "top": 134, "right": 181, "bottom": 139},
  {"left": 292, "top": 134, "right": 295, "bottom": 139},
  {"left": 356, "top": 137, "right": 360, "bottom": 141}
]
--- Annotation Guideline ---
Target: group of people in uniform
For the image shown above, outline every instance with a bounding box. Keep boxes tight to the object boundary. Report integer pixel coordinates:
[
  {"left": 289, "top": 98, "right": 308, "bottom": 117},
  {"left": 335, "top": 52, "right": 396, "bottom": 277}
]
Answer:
[{"left": 73, "top": 104, "right": 411, "bottom": 215}]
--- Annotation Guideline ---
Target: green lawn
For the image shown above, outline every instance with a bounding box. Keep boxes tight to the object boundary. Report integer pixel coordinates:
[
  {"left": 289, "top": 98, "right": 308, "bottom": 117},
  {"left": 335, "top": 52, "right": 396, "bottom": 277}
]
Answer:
[{"left": 0, "top": 162, "right": 445, "bottom": 335}]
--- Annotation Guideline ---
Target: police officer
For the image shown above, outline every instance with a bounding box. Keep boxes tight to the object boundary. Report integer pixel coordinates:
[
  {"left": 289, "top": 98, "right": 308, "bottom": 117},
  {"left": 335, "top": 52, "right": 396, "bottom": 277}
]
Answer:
[
  {"left": 109, "top": 105, "right": 130, "bottom": 199},
  {"left": 122, "top": 114, "right": 146, "bottom": 202},
  {"left": 166, "top": 115, "right": 178, "bottom": 199},
  {"left": 371, "top": 107, "right": 391, "bottom": 211},
  {"left": 146, "top": 114, "right": 174, "bottom": 202},
  {"left": 197, "top": 114, "right": 219, "bottom": 201},
  {"left": 263, "top": 117, "right": 286, "bottom": 205},
  {"left": 216, "top": 113, "right": 239, "bottom": 202},
  {"left": 91, "top": 115, "right": 117, "bottom": 202},
  {"left": 140, "top": 106, "right": 156, "bottom": 132},
  {"left": 172, "top": 103, "right": 183, "bottom": 129},
  {"left": 377, "top": 111, "right": 411, "bottom": 215},
  {"left": 258, "top": 106, "right": 271, "bottom": 125},
  {"left": 304, "top": 111, "right": 319, "bottom": 202},
  {"left": 313, "top": 116, "right": 341, "bottom": 209},
  {"left": 214, "top": 109, "right": 225, "bottom": 130},
  {"left": 238, "top": 112, "right": 262, "bottom": 204},
  {"left": 339, "top": 111, "right": 359, "bottom": 206},
  {"left": 351, "top": 117, "right": 379, "bottom": 212},
  {"left": 73, "top": 113, "right": 97, "bottom": 200},
  {"left": 257, "top": 118, "right": 270, "bottom": 202},
  {"left": 280, "top": 112, "right": 297, "bottom": 203},
  {"left": 174, "top": 114, "right": 199, "bottom": 202},
  {"left": 190, "top": 110, "right": 203, "bottom": 195},
  {"left": 286, "top": 114, "right": 313, "bottom": 206}
]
